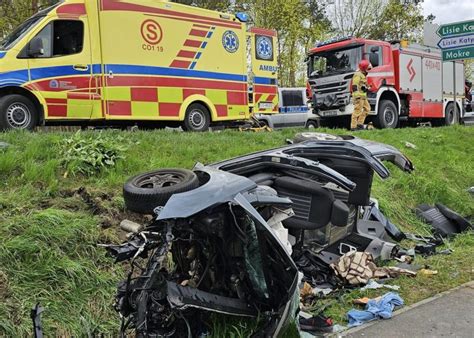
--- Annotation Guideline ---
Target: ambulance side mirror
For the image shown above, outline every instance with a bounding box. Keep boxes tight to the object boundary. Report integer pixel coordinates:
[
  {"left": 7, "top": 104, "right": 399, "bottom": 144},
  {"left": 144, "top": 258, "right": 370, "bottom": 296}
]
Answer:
[{"left": 28, "top": 37, "right": 44, "bottom": 57}]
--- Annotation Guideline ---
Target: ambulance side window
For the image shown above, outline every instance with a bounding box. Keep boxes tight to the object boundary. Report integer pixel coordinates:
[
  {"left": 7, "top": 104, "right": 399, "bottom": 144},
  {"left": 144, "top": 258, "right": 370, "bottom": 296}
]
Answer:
[
  {"left": 32, "top": 23, "right": 53, "bottom": 58},
  {"left": 27, "top": 20, "right": 84, "bottom": 58}
]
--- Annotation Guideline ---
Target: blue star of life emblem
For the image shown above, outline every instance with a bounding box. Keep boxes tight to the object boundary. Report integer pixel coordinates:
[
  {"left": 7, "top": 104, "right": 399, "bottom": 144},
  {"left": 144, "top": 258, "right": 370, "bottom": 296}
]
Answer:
[
  {"left": 256, "top": 36, "right": 273, "bottom": 60},
  {"left": 222, "top": 31, "right": 239, "bottom": 53}
]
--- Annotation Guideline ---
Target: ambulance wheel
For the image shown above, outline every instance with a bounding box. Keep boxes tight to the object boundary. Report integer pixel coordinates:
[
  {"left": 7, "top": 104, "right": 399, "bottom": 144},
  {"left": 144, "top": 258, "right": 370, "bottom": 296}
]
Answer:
[
  {"left": 0, "top": 94, "right": 38, "bottom": 131},
  {"left": 375, "top": 100, "right": 398, "bottom": 129},
  {"left": 444, "top": 103, "right": 459, "bottom": 126},
  {"left": 123, "top": 169, "right": 200, "bottom": 214},
  {"left": 183, "top": 103, "right": 210, "bottom": 132}
]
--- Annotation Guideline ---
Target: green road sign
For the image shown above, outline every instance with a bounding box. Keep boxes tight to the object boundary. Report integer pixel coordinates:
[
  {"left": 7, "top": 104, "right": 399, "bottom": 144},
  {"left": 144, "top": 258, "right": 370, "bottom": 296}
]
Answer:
[
  {"left": 437, "top": 20, "right": 474, "bottom": 38},
  {"left": 442, "top": 46, "right": 474, "bottom": 61}
]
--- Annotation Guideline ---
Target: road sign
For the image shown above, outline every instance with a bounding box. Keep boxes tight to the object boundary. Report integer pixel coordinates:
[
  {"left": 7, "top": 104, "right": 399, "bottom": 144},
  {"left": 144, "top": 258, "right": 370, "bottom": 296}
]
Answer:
[
  {"left": 437, "top": 20, "right": 474, "bottom": 38},
  {"left": 442, "top": 46, "right": 474, "bottom": 61},
  {"left": 437, "top": 34, "right": 474, "bottom": 49}
]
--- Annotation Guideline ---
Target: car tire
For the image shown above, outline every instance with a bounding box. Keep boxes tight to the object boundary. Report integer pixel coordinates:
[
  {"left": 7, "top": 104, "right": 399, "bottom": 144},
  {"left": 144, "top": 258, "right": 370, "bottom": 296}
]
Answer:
[
  {"left": 443, "top": 103, "right": 459, "bottom": 126},
  {"left": 293, "top": 132, "right": 344, "bottom": 143},
  {"left": 0, "top": 94, "right": 38, "bottom": 131},
  {"left": 183, "top": 103, "right": 211, "bottom": 132},
  {"left": 123, "top": 169, "right": 200, "bottom": 214},
  {"left": 375, "top": 100, "right": 398, "bottom": 129},
  {"left": 305, "top": 120, "right": 319, "bottom": 129}
]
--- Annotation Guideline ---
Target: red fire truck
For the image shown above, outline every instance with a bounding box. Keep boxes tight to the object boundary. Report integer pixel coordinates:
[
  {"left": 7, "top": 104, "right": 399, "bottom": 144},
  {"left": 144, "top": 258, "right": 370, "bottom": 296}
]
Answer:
[{"left": 306, "top": 37, "right": 466, "bottom": 128}]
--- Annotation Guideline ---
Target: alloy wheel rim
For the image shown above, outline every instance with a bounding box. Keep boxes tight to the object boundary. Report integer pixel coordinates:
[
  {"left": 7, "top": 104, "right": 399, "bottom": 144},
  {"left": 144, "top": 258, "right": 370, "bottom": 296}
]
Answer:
[{"left": 137, "top": 173, "right": 183, "bottom": 189}]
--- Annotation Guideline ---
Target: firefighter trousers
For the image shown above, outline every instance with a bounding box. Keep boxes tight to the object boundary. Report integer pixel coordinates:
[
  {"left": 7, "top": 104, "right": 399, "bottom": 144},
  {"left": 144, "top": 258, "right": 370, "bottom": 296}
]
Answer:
[{"left": 351, "top": 97, "right": 370, "bottom": 129}]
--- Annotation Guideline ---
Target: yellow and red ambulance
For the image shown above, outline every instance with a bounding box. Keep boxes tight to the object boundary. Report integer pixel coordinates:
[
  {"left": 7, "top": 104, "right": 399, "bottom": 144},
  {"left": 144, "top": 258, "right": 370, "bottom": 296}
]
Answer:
[{"left": 0, "top": 0, "right": 278, "bottom": 131}]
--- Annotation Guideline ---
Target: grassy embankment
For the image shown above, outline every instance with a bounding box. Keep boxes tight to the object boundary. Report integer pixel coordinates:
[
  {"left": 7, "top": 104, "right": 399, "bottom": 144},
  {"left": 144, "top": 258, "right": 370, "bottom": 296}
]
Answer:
[{"left": 0, "top": 126, "right": 473, "bottom": 335}]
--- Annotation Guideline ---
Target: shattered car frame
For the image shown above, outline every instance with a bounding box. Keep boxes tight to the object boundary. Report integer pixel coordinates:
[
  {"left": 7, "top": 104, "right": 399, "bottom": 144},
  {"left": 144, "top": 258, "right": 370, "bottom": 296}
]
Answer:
[{"left": 104, "top": 133, "right": 413, "bottom": 336}]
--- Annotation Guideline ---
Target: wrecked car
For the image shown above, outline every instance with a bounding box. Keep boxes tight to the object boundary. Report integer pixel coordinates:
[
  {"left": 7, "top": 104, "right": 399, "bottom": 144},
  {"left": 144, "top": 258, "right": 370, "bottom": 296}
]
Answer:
[{"left": 104, "top": 133, "right": 413, "bottom": 336}]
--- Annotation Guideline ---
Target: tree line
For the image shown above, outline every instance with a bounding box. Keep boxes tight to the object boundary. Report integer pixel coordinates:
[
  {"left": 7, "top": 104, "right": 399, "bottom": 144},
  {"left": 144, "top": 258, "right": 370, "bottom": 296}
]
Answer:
[{"left": 0, "top": 0, "right": 439, "bottom": 85}]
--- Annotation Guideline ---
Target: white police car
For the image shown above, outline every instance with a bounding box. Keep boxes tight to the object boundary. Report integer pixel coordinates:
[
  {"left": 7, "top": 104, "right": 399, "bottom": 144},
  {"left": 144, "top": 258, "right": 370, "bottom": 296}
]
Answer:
[{"left": 255, "top": 87, "right": 319, "bottom": 128}]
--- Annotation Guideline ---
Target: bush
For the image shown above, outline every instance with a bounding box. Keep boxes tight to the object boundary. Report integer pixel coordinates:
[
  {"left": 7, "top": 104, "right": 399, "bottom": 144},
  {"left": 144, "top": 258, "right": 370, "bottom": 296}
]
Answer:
[{"left": 60, "top": 131, "right": 128, "bottom": 176}]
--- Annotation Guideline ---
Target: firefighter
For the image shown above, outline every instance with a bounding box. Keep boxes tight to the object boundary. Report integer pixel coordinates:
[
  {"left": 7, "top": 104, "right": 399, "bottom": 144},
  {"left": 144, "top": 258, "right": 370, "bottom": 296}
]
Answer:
[{"left": 351, "top": 60, "right": 372, "bottom": 130}]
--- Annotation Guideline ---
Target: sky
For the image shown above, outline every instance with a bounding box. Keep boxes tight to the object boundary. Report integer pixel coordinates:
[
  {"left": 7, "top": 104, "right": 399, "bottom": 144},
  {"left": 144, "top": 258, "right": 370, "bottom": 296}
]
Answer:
[{"left": 422, "top": 0, "right": 474, "bottom": 25}]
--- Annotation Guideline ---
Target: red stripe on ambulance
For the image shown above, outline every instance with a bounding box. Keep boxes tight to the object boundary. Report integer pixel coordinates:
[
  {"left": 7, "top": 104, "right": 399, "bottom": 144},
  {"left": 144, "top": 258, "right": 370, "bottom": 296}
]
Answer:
[
  {"left": 57, "top": 3, "right": 86, "bottom": 17},
  {"left": 184, "top": 39, "right": 203, "bottom": 48},
  {"left": 190, "top": 29, "right": 208, "bottom": 37},
  {"left": 170, "top": 60, "right": 192, "bottom": 69},
  {"left": 177, "top": 50, "right": 197, "bottom": 59},
  {"left": 45, "top": 98, "right": 67, "bottom": 104},
  {"left": 254, "top": 85, "right": 278, "bottom": 95}
]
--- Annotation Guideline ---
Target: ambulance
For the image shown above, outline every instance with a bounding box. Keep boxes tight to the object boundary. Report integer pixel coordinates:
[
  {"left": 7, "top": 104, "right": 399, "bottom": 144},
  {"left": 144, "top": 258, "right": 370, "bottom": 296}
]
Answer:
[{"left": 0, "top": 0, "right": 279, "bottom": 131}]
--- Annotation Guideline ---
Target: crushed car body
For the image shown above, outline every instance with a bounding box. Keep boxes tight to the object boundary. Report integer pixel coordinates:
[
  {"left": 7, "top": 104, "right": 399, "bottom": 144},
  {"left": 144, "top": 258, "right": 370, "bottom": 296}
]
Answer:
[{"left": 104, "top": 133, "right": 414, "bottom": 336}]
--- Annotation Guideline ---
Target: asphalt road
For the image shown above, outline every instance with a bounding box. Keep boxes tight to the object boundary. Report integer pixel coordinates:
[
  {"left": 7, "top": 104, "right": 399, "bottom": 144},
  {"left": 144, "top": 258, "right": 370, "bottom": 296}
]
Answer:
[{"left": 345, "top": 282, "right": 474, "bottom": 337}]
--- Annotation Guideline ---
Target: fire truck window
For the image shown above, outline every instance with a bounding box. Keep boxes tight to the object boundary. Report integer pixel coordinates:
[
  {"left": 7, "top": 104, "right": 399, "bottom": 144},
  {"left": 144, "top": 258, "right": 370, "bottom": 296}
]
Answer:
[
  {"left": 367, "top": 45, "right": 382, "bottom": 67},
  {"left": 52, "top": 20, "right": 84, "bottom": 56},
  {"left": 281, "top": 90, "right": 304, "bottom": 107},
  {"left": 309, "top": 46, "right": 362, "bottom": 78}
]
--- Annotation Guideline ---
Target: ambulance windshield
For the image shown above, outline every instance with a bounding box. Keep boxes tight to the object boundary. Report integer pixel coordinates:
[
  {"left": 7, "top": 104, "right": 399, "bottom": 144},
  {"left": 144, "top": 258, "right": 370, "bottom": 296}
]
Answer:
[
  {"left": 308, "top": 46, "right": 362, "bottom": 78},
  {"left": 0, "top": 3, "right": 59, "bottom": 51}
]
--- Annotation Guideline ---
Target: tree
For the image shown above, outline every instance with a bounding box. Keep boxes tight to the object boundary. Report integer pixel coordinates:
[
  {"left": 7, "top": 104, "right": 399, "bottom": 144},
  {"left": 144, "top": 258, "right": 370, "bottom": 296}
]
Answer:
[
  {"left": 0, "top": 0, "right": 59, "bottom": 38},
  {"left": 330, "top": 0, "right": 384, "bottom": 37},
  {"left": 368, "top": 0, "right": 424, "bottom": 41},
  {"left": 465, "top": 59, "right": 474, "bottom": 82}
]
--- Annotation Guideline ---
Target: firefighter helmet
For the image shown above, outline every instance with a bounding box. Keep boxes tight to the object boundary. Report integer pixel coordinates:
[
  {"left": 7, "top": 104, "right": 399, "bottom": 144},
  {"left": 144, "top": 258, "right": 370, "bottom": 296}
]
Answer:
[{"left": 359, "top": 59, "right": 371, "bottom": 72}]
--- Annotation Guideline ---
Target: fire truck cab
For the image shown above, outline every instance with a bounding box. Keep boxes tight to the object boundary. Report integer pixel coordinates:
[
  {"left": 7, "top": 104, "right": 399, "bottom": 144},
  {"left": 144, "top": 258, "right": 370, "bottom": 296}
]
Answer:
[{"left": 307, "top": 37, "right": 465, "bottom": 128}]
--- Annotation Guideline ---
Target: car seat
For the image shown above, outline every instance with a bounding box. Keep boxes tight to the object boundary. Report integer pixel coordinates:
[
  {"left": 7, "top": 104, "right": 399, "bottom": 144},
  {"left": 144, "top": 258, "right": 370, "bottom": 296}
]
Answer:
[{"left": 273, "top": 176, "right": 350, "bottom": 230}]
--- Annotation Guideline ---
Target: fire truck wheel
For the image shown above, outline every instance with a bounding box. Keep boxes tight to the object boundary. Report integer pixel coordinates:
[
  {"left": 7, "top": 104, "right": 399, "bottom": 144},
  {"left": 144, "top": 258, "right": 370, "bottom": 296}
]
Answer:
[
  {"left": 375, "top": 100, "right": 398, "bottom": 129},
  {"left": 123, "top": 169, "right": 200, "bottom": 214},
  {"left": 183, "top": 103, "right": 211, "bottom": 132},
  {"left": 444, "top": 103, "right": 459, "bottom": 126},
  {"left": 0, "top": 94, "right": 38, "bottom": 131}
]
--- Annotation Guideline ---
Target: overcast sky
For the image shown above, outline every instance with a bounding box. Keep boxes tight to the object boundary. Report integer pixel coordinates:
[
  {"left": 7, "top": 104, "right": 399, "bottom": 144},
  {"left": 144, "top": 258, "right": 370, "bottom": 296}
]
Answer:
[{"left": 422, "top": 0, "right": 474, "bottom": 25}]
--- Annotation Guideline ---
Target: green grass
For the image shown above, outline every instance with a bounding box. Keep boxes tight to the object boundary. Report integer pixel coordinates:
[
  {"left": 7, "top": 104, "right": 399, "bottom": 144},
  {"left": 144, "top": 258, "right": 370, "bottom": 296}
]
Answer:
[{"left": 0, "top": 126, "right": 473, "bottom": 335}]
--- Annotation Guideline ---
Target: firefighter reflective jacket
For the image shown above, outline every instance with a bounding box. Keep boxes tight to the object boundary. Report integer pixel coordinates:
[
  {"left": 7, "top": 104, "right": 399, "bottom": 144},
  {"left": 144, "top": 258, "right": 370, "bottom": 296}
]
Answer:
[{"left": 352, "top": 71, "right": 368, "bottom": 98}]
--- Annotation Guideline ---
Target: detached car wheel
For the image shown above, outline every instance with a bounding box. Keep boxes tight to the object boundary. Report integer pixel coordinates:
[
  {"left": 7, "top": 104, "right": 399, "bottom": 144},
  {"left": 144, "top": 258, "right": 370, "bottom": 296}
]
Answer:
[
  {"left": 293, "top": 132, "right": 344, "bottom": 143},
  {"left": 123, "top": 169, "right": 200, "bottom": 214}
]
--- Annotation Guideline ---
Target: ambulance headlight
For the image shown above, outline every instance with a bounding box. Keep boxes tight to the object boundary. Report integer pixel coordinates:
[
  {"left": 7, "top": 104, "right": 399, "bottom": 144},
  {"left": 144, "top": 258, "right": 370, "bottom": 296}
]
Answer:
[{"left": 236, "top": 12, "right": 248, "bottom": 22}]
